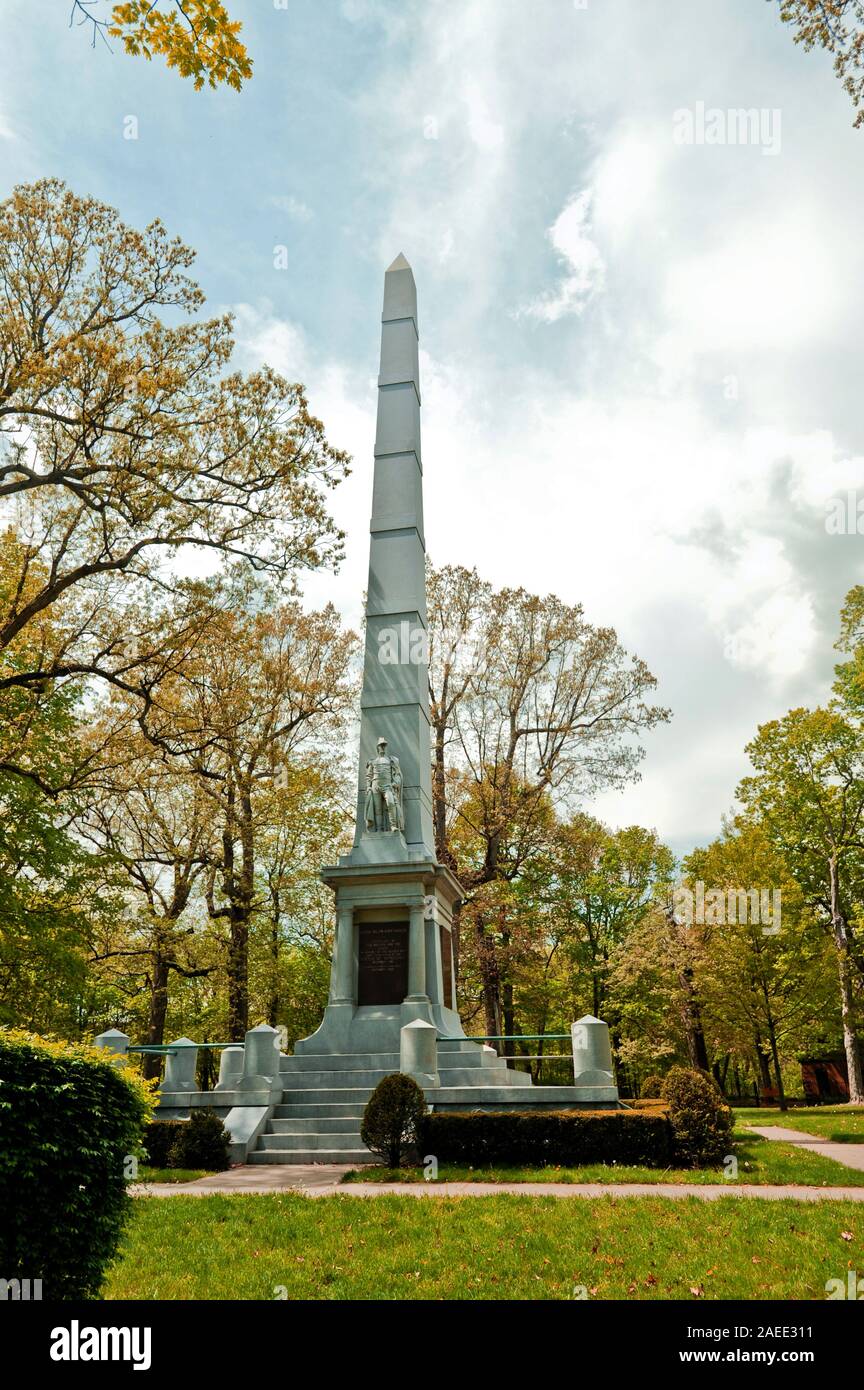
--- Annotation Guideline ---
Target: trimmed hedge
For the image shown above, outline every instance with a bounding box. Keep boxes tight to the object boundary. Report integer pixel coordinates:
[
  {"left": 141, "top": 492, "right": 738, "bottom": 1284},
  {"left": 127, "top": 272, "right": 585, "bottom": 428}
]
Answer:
[
  {"left": 662, "top": 1066, "right": 734, "bottom": 1168},
  {"left": 142, "top": 1118, "right": 183, "bottom": 1169},
  {"left": 418, "top": 1108, "right": 674, "bottom": 1168},
  {"left": 361, "top": 1073, "right": 426, "bottom": 1167},
  {"left": 0, "top": 1029, "right": 154, "bottom": 1299},
  {"left": 168, "top": 1108, "right": 230, "bottom": 1171}
]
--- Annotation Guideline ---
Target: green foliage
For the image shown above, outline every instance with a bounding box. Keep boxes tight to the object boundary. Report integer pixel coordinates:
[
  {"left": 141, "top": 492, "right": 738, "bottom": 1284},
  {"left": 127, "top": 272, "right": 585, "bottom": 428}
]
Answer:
[
  {"left": 640, "top": 1074, "right": 664, "bottom": 1099},
  {"left": 776, "top": 0, "right": 864, "bottom": 128},
  {"left": 0, "top": 1030, "right": 154, "bottom": 1298},
  {"left": 662, "top": 1066, "right": 734, "bottom": 1168},
  {"left": 167, "top": 1109, "right": 231, "bottom": 1171},
  {"left": 419, "top": 1108, "right": 674, "bottom": 1168},
  {"left": 361, "top": 1074, "right": 426, "bottom": 1168},
  {"left": 142, "top": 1119, "right": 183, "bottom": 1168}
]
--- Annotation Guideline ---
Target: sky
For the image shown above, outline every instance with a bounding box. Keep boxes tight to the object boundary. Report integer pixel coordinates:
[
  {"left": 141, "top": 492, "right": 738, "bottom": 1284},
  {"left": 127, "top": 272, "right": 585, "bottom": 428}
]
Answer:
[{"left": 2, "top": 0, "right": 863, "bottom": 858}]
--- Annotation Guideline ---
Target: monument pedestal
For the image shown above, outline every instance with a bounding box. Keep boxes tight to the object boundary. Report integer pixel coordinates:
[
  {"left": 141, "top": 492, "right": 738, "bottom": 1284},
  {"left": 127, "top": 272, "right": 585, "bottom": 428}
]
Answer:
[{"left": 295, "top": 856, "right": 465, "bottom": 1057}]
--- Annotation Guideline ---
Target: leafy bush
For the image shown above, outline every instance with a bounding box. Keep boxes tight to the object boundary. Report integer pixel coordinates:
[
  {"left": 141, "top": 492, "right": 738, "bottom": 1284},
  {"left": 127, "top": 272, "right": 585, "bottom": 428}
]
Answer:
[
  {"left": 142, "top": 1118, "right": 183, "bottom": 1168},
  {"left": 0, "top": 1028, "right": 154, "bottom": 1299},
  {"left": 640, "top": 1074, "right": 664, "bottom": 1099},
  {"left": 418, "top": 1108, "right": 673, "bottom": 1167},
  {"left": 167, "top": 1108, "right": 231, "bottom": 1171},
  {"left": 661, "top": 1066, "right": 734, "bottom": 1168},
  {"left": 361, "top": 1073, "right": 426, "bottom": 1167}
]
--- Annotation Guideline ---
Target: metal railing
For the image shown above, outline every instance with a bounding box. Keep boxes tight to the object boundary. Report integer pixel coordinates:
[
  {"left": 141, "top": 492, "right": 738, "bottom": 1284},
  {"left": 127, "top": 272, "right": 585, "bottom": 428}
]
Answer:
[{"left": 459, "top": 1033, "right": 574, "bottom": 1086}]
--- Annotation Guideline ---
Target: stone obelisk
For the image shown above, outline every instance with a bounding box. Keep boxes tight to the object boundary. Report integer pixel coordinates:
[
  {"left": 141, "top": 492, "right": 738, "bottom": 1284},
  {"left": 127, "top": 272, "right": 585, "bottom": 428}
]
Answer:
[
  {"left": 297, "top": 255, "right": 464, "bottom": 1057},
  {"left": 351, "top": 252, "right": 435, "bottom": 865}
]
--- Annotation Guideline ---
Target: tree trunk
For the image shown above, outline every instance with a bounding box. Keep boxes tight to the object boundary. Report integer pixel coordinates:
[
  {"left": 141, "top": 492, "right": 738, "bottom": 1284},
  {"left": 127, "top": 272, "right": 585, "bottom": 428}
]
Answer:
[
  {"left": 754, "top": 1030, "right": 773, "bottom": 1099},
  {"left": 221, "top": 781, "right": 254, "bottom": 1041},
  {"left": 766, "top": 1023, "right": 787, "bottom": 1111},
  {"left": 267, "top": 901, "right": 280, "bottom": 1028},
  {"left": 828, "top": 855, "right": 864, "bottom": 1104},
  {"left": 476, "top": 917, "right": 501, "bottom": 1038},
  {"left": 761, "top": 982, "right": 787, "bottom": 1111},
  {"left": 142, "top": 945, "right": 171, "bottom": 1082},
  {"left": 679, "top": 963, "right": 710, "bottom": 1071}
]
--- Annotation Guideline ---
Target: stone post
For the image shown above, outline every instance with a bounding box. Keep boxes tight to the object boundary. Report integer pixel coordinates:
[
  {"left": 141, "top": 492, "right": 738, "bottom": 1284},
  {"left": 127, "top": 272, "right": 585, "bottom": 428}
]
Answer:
[
  {"left": 571, "top": 1015, "right": 615, "bottom": 1085},
  {"left": 162, "top": 1038, "right": 198, "bottom": 1094},
  {"left": 400, "top": 1019, "right": 439, "bottom": 1088},
  {"left": 94, "top": 1028, "right": 129, "bottom": 1060},
  {"left": 237, "top": 1024, "right": 280, "bottom": 1091},
  {"left": 406, "top": 902, "right": 427, "bottom": 999},
  {"left": 330, "top": 906, "right": 355, "bottom": 1003},
  {"left": 215, "top": 1044, "right": 244, "bottom": 1091}
]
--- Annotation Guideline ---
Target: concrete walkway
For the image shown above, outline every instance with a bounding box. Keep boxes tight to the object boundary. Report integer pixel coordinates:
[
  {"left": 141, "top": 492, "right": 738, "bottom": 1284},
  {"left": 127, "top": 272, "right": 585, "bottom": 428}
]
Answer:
[
  {"left": 746, "top": 1124, "right": 864, "bottom": 1174},
  {"left": 131, "top": 1166, "right": 864, "bottom": 1201},
  {"left": 131, "top": 1164, "right": 352, "bottom": 1197}
]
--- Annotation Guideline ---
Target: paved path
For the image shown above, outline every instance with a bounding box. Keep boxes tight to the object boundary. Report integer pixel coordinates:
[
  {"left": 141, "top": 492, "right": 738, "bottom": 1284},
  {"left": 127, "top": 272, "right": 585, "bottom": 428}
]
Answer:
[
  {"left": 131, "top": 1165, "right": 352, "bottom": 1197},
  {"left": 131, "top": 1166, "right": 864, "bottom": 1201},
  {"left": 746, "top": 1124, "right": 864, "bottom": 1173}
]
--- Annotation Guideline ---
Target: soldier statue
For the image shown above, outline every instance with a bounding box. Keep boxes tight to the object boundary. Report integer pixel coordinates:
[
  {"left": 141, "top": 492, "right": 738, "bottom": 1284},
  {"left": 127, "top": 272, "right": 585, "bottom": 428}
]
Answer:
[{"left": 364, "top": 736, "right": 405, "bottom": 834}]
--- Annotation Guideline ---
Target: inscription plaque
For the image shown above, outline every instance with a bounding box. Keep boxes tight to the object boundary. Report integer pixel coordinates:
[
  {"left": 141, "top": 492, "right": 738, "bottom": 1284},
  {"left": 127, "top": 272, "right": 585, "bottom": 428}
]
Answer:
[
  {"left": 358, "top": 921, "right": 409, "bottom": 1005},
  {"left": 440, "top": 924, "right": 453, "bottom": 1009}
]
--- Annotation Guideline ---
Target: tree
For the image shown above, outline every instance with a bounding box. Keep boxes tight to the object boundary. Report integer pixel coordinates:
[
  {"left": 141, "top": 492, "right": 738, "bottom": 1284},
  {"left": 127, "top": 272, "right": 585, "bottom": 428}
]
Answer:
[
  {"left": 77, "top": 716, "right": 216, "bottom": 1078},
  {"left": 0, "top": 678, "right": 113, "bottom": 1035},
  {"left": 135, "top": 576, "right": 356, "bottom": 1038},
  {"left": 0, "top": 180, "right": 348, "bottom": 711},
  {"left": 613, "top": 898, "right": 713, "bottom": 1080},
  {"left": 739, "top": 707, "right": 864, "bottom": 1103},
  {"left": 545, "top": 815, "right": 674, "bottom": 1021},
  {"left": 774, "top": 1, "right": 864, "bottom": 126},
  {"left": 685, "top": 819, "right": 833, "bottom": 1109},
  {"left": 252, "top": 758, "right": 352, "bottom": 1042},
  {"left": 70, "top": 1, "right": 252, "bottom": 90},
  {"left": 426, "top": 567, "right": 670, "bottom": 1034}
]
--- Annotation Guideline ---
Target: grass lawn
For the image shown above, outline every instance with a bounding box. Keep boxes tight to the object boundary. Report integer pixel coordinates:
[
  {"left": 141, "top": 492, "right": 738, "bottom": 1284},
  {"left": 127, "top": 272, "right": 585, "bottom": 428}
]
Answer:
[
  {"left": 735, "top": 1105, "right": 864, "bottom": 1143},
  {"left": 137, "top": 1167, "right": 214, "bottom": 1184},
  {"left": 343, "top": 1129, "right": 864, "bottom": 1187},
  {"left": 105, "top": 1193, "right": 861, "bottom": 1300}
]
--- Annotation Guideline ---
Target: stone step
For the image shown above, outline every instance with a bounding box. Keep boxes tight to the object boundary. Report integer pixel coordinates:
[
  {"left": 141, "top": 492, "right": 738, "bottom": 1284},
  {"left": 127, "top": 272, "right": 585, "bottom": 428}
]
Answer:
[
  {"left": 274, "top": 1102, "right": 367, "bottom": 1119},
  {"left": 280, "top": 1062, "right": 516, "bottom": 1092},
  {"left": 268, "top": 1117, "right": 362, "bottom": 1134},
  {"left": 281, "top": 1070, "right": 395, "bottom": 1089},
  {"left": 248, "top": 1148, "right": 376, "bottom": 1165},
  {"left": 258, "top": 1132, "right": 364, "bottom": 1151},
  {"left": 279, "top": 1087, "right": 376, "bottom": 1105},
  {"left": 280, "top": 1052, "right": 400, "bottom": 1073},
  {"left": 281, "top": 1047, "right": 508, "bottom": 1073}
]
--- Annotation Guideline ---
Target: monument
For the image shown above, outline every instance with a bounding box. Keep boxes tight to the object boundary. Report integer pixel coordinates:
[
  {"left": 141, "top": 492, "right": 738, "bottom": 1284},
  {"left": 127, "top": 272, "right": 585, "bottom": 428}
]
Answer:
[
  {"left": 245, "top": 254, "right": 622, "bottom": 1160},
  {"left": 132, "top": 256, "right": 620, "bottom": 1162},
  {"left": 291, "top": 251, "right": 465, "bottom": 1058}
]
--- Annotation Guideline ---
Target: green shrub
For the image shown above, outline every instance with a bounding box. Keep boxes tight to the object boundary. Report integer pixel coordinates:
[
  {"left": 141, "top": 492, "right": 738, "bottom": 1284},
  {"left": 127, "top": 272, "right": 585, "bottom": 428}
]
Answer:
[
  {"left": 0, "top": 1029, "right": 154, "bottom": 1299},
  {"left": 640, "top": 1074, "right": 664, "bottom": 1099},
  {"left": 418, "top": 1108, "right": 673, "bottom": 1167},
  {"left": 142, "top": 1118, "right": 183, "bottom": 1168},
  {"left": 167, "top": 1108, "right": 231, "bottom": 1171},
  {"left": 661, "top": 1066, "right": 734, "bottom": 1168},
  {"left": 361, "top": 1073, "right": 426, "bottom": 1167}
]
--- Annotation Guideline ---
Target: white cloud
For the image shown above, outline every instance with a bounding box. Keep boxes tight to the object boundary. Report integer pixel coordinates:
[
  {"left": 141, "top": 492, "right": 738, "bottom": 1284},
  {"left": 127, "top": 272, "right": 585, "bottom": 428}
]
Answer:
[
  {"left": 523, "top": 189, "right": 606, "bottom": 321},
  {"left": 663, "top": 208, "right": 848, "bottom": 357},
  {"left": 271, "top": 194, "right": 313, "bottom": 223},
  {"left": 464, "top": 81, "right": 504, "bottom": 151}
]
